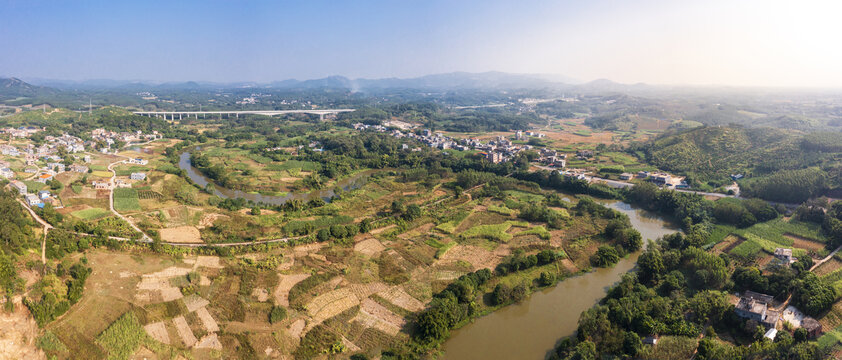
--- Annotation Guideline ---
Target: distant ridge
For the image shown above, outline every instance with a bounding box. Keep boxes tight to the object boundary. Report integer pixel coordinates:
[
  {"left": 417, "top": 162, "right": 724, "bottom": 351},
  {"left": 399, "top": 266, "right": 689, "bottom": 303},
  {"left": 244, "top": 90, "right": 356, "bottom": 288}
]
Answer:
[
  {"left": 23, "top": 71, "right": 584, "bottom": 91},
  {"left": 0, "top": 77, "right": 58, "bottom": 100}
]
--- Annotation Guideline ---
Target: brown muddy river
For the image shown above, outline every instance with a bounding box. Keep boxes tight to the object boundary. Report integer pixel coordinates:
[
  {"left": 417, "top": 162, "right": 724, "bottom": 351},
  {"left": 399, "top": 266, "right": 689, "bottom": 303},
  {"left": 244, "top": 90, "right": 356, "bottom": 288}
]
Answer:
[{"left": 441, "top": 201, "right": 680, "bottom": 360}]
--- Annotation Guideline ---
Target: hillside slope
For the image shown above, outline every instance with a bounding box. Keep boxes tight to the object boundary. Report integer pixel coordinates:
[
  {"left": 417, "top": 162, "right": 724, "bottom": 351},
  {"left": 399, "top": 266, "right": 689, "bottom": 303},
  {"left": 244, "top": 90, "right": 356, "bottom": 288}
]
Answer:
[{"left": 644, "top": 126, "right": 842, "bottom": 202}]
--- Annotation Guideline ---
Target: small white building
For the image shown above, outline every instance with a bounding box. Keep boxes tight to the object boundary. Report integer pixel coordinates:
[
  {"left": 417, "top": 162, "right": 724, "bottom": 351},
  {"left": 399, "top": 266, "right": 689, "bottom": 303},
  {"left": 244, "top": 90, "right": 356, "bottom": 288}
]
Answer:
[
  {"left": 25, "top": 194, "right": 41, "bottom": 207},
  {"left": 92, "top": 181, "right": 110, "bottom": 190},
  {"left": 0, "top": 168, "right": 14, "bottom": 179},
  {"left": 10, "top": 180, "right": 27, "bottom": 195},
  {"left": 128, "top": 158, "right": 149, "bottom": 165},
  {"left": 130, "top": 172, "right": 147, "bottom": 181}
]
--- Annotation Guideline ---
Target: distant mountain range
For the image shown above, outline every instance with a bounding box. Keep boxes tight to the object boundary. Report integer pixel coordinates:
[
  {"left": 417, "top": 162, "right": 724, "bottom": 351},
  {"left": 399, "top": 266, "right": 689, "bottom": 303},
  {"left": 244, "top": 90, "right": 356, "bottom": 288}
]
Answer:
[
  {"left": 0, "top": 77, "right": 59, "bottom": 100},
  {"left": 17, "top": 71, "right": 585, "bottom": 91}
]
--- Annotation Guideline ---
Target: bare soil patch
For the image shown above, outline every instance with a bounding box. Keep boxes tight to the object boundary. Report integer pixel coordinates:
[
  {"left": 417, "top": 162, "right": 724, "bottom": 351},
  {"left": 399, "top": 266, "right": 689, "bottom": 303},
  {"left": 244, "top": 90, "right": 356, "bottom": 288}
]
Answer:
[
  {"left": 194, "top": 333, "right": 222, "bottom": 350},
  {"left": 288, "top": 319, "right": 306, "bottom": 339},
  {"left": 306, "top": 288, "right": 360, "bottom": 328},
  {"left": 293, "top": 243, "right": 325, "bottom": 257},
  {"left": 183, "top": 295, "right": 210, "bottom": 312},
  {"left": 136, "top": 266, "right": 191, "bottom": 303},
  {"left": 195, "top": 256, "right": 223, "bottom": 269},
  {"left": 198, "top": 213, "right": 228, "bottom": 228},
  {"left": 252, "top": 288, "right": 270, "bottom": 302},
  {"left": 354, "top": 237, "right": 385, "bottom": 257},
  {"left": 0, "top": 299, "right": 45, "bottom": 360},
  {"left": 377, "top": 287, "right": 425, "bottom": 312},
  {"left": 784, "top": 234, "right": 826, "bottom": 252},
  {"left": 143, "top": 321, "right": 171, "bottom": 345},
  {"left": 719, "top": 235, "right": 745, "bottom": 254},
  {"left": 814, "top": 258, "right": 842, "bottom": 277},
  {"left": 173, "top": 316, "right": 197, "bottom": 347},
  {"left": 353, "top": 298, "right": 405, "bottom": 336},
  {"left": 159, "top": 226, "right": 203, "bottom": 244},
  {"left": 194, "top": 307, "right": 219, "bottom": 333},
  {"left": 438, "top": 244, "right": 497, "bottom": 270},
  {"left": 370, "top": 224, "right": 396, "bottom": 235},
  {"left": 560, "top": 259, "right": 579, "bottom": 273},
  {"left": 347, "top": 282, "right": 389, "bottom": 300},
  {"left": 273, "top": 274, "right": 311, "bottom": 306}
]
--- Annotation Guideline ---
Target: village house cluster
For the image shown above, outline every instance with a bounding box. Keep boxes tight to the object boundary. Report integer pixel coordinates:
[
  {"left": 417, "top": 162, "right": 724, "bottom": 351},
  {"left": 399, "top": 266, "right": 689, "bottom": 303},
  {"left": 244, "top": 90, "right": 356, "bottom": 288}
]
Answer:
[
  {"left": 1, "top": 126, "right": 42, "bottom": 138},
  {"left": 353, "top": 123, "right": 565, "bottom": 167},
  {"left": 91, "top": 128, "right": 160, "bottom": 153}
]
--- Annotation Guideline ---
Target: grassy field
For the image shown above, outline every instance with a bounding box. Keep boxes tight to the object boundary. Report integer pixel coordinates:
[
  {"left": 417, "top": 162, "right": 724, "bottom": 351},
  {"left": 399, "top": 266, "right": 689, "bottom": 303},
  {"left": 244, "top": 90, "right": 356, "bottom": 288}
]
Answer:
[
  {"left": 459, "top": 221, "right": 528, "bottom": 242},
  {"left": 113, "top": 188, "right": 141, "bottom": 212},
  {"left": 71, "top": 207, "right": 111, "bottom": 220},
  {"left": 95, "top": 312, "right": 156, "bottom": 360},
  {"left": 487, "top": 205, "right": 515, "bottom": 216},
  {"left": 515, "top": 225, "right": 551, "bottom": 240},
  {"left": 91, "top": 171, "right": 113, "bottom": 178},
  {"left": 733, "top": 218, "right": 827, "bottom": 244},
  {"left": 818, "top": 324, "right": 842, "bottom": 349}
]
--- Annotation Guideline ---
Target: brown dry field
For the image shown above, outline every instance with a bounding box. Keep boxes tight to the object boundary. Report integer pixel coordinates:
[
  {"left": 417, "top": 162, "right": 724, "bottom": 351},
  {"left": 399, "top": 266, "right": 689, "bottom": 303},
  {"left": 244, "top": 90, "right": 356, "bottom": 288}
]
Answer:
[
  {"left": 784, "top": 234, "right": 827, "bottom": 252},
  {"left": 713, "top": 235, "right": 744, "bottom": 255},
  {"left": 814, "top": 258, "right": 842, "bottom": 277},
  {"left": 159, "top": 225, "right": 203, "bottom": 243}
]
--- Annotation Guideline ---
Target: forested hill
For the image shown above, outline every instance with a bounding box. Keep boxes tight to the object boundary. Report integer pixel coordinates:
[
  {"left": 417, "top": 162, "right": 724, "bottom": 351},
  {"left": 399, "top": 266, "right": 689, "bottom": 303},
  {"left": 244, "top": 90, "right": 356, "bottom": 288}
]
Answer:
[
  {"left": 0, "top": 106, "right": 176, "bottom": 138},
  {"left": 642, "top": 126, "right": 842, "bottom": 203}
]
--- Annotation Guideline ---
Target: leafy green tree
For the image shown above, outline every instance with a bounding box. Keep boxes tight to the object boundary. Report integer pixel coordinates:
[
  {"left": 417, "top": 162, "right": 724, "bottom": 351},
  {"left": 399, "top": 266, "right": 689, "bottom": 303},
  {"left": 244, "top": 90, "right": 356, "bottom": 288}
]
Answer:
[
  {"left": 593, "top": 246, "right": 620, "bottom": 267},
  {"left": 539, "top": 272, "right": 556, "bottom": 287}
]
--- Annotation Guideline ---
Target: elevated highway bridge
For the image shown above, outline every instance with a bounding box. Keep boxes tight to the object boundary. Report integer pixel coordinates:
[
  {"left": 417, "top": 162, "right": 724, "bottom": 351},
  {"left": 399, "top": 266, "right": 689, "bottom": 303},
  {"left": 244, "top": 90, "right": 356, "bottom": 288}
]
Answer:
[{"left": 133, "top": 108, "right": 355, "bottom": 120}]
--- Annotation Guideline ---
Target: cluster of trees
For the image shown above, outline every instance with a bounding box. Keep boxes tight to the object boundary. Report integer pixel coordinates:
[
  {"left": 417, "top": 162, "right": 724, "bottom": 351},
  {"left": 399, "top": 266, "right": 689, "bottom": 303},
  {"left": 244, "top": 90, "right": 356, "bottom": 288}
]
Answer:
[
  {"left": 518, "top": 204, "right": 567, "bottom": 229},
  {"left": 513, "top": 170, "right": 622, "bottom": 199},
  {"left": 415, "top": 269, "right": 492, "bottom": 345},
  {"left": 0, "top": 188, "right": 36, "bottom": 254},
  {"left": 790, "top": 273, "right": 837, "bottom": 316},
  {"left": 712, "top": 198, "right": 778, "bottom": 227},
  {"left": 390, "top": 201, "right": 422, "bottom": 222},
  {"left": 494, "top": 249, "right": 564, "bottom": 276},
  {"left": 796, "top": 199, "right": 842, "bottom": 249},
  {"left": 25, "top": 259, "right": 92, "bottom": 327},
  {"left": 315, "top": 221, "right": 370, "bottom": 244},
  {"left": 550, "top": 207, "right": 836, "bottom": 360},
  {"left": 741, "top": 168, "right": 828, "bottom": 204}
]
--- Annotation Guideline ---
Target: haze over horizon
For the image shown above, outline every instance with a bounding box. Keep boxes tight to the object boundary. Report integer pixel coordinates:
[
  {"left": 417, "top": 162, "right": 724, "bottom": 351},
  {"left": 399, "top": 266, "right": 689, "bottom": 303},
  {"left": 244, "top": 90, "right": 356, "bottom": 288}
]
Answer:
[{"left": 3, "top": 0, "right": 842, "bottom": 88}]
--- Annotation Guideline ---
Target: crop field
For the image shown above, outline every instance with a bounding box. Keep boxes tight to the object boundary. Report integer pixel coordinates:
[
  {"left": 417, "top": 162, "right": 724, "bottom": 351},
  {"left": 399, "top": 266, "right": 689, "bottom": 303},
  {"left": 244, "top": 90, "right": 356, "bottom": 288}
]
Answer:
[
  {"left": 71, "top": 207, "right": 111, "bottom": 220},
  {"left": 113, "top": 188, "right": 141, "bottom": 212},
  {"left": 733, "top": 218, "right": 827, "bottom": 244},
  {"left": 729, "top": 237, "right": 763, "bottom": 258},
  {"left": 91, "top": 171, "right": 113, "bottom": 178},
  {"left": 459, "top": 221, "right": 528, "bottom": 242},
  {"left": 487, "top": 204, "right": 515, "bottom": 216},
  {"left": 515, "top": 225, "right": 551, "bottom": 240},
  {"left": 818, "top": 324, "right": 842, "bottom": 349}
]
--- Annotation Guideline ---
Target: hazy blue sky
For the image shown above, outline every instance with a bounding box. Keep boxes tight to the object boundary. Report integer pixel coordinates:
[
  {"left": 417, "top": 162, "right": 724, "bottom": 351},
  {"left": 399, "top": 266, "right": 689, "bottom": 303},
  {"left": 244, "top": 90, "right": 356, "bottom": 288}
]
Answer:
[{"left": 2, "top": 0, "right": 841, "bottom": 87}]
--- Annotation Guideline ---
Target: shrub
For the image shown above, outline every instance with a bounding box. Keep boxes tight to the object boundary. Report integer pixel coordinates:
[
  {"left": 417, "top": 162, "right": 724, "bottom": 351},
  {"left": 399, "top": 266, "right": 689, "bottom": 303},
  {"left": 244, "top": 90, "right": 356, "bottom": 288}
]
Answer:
[{"left": 269, "top": 306, "right": 287, "bottom": 324}]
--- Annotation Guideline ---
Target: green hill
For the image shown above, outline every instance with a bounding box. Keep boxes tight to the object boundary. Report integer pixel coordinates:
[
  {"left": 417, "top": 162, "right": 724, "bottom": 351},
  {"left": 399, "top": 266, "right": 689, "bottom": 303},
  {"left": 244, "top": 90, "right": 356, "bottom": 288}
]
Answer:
[{"left": 644, "top": 126, "right": 842, "bottom": 202}]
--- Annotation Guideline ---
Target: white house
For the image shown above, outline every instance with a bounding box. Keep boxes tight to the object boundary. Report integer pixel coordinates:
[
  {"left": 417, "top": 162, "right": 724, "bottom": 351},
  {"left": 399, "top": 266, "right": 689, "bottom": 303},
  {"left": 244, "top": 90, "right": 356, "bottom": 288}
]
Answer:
[
  {"left": 0, "top": 168, "right": 14, "bottom": 179},
  {"left": 10, "top": 180, "right": 27, "bottom": 195},
  {"left": 25, "top": 194, "right": 41, "bottom": 207},
  {"left": 130, "top": 172, "right": 147, "bottom": 181}
]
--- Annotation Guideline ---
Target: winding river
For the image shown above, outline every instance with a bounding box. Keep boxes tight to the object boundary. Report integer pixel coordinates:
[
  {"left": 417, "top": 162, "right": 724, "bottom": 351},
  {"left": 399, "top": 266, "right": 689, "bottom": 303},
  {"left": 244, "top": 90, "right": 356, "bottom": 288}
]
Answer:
[
  {"left": 441, "top": 201, "right": 681, "bottom": 360},
  {"left": 179, "top": 151, "right": 679, "bottom": 358},
  {"left": 178, "top": 152, "right": 373, "bottom": 206}
]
